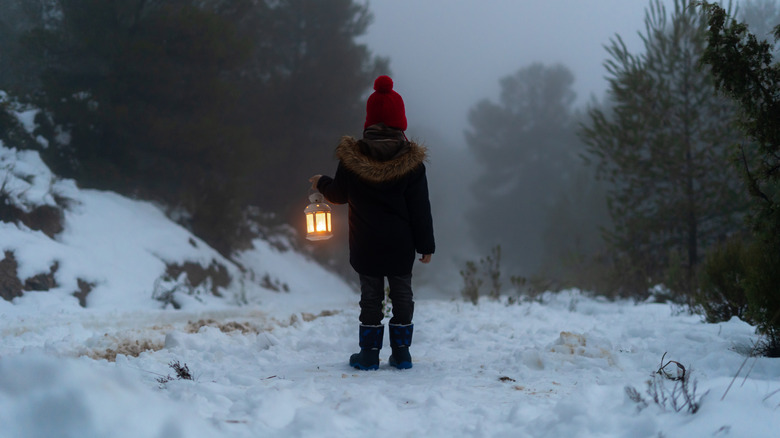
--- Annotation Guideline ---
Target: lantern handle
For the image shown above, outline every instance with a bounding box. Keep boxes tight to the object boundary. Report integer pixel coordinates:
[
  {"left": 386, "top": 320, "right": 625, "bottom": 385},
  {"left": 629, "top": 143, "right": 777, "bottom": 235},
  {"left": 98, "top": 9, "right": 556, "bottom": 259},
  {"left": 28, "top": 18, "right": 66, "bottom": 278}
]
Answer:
[{"left": 308, "top": 188, "right": 325, "bottom": 203}]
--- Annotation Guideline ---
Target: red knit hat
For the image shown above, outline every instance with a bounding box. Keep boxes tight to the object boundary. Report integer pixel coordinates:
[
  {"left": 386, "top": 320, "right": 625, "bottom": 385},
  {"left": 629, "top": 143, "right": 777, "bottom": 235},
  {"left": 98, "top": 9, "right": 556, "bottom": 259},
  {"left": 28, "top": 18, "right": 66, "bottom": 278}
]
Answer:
[{"left": 364, "top": 75, "right": 407, "bottom": 131}]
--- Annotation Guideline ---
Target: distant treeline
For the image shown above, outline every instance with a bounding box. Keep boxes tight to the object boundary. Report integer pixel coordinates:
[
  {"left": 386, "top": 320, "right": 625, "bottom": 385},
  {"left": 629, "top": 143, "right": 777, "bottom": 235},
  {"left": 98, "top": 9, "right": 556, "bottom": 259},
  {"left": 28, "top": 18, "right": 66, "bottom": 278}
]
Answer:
[
  {"left": 462, "top": 0, "right": 780, "bottom": 355},
  {"left": 0, "top": 0, "right": 386, "bottom": 255}
]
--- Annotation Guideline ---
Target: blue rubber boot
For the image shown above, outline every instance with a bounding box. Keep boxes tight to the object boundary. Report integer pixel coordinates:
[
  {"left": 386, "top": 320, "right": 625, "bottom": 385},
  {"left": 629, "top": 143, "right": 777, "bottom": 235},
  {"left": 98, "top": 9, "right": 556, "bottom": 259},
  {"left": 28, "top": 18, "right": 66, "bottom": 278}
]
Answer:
[
  {"left": 388, "top": 323, "right": 413, "bottom": 369},
  {"left": 349, "top": 325, "right": 383, "bottom": 370}
]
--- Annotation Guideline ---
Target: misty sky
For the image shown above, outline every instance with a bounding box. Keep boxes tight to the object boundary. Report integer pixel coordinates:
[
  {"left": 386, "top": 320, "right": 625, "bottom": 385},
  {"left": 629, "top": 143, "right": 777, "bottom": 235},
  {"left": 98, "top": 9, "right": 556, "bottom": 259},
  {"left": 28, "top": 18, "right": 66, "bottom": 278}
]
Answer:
[{"left": 360, "top": 0, "right": 660, "bottom": 147}]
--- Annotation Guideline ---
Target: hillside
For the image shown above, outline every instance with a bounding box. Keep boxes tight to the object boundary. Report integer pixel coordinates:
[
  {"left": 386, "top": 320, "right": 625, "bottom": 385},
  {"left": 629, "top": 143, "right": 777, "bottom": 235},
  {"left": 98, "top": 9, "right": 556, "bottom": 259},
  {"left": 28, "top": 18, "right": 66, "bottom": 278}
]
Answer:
[{"left": 0, "top": 141, "right": 353, "bottom": 311}]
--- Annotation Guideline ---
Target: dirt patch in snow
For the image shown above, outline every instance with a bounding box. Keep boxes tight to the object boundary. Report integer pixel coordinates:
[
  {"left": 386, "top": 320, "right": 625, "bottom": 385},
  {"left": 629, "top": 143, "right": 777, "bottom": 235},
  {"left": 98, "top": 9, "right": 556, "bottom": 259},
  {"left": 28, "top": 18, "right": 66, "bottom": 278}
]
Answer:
[
  {"left": 281, "top": 310, "right": 342, "bottom": 327},
  {"left": 185, "top": 318, "right": 259, "bottom": 334},
  {"left": 87, "top": 339, "right": 165, "bottom": 362}
]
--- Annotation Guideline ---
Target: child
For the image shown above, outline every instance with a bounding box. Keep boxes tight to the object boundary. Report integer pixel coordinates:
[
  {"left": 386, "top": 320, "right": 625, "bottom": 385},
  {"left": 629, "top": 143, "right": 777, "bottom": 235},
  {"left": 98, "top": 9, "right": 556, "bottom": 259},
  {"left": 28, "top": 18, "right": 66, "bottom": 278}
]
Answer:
[{"left": 309, "top": 75, "right": 435, "bottom": 370}]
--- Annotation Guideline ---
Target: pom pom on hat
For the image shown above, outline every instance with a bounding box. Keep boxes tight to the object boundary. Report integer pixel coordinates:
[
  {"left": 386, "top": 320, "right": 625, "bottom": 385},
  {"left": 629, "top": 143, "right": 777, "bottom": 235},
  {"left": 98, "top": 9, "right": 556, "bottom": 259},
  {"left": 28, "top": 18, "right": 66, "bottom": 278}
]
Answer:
[
  {"left": 365, "top": 75, "right": 407, "bottom": 131},
  {"left": 373, "top": 75, "right": 394, "bottom": 93}
]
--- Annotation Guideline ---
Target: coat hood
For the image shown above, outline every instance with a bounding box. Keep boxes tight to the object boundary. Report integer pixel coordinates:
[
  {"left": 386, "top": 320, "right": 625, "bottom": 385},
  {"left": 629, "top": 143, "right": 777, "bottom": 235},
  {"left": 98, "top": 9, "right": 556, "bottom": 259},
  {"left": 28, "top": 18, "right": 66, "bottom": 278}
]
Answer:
[{"left": 336, "top": 134, "right": 427, "bottom": 184}]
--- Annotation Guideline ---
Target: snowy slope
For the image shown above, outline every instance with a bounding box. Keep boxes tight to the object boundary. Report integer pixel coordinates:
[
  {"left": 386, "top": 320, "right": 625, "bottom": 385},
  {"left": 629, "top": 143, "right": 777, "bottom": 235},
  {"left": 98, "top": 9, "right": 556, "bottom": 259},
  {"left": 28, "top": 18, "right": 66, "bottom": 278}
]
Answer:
[
  {"left": 1, "top": 141, "right": 779, "bottom": 437},
  {"left": 1, "top": 142, "right": 234, "bottom": 310},
  {"left": 0, "top": 141, "right": 354, "bottom": 311}
]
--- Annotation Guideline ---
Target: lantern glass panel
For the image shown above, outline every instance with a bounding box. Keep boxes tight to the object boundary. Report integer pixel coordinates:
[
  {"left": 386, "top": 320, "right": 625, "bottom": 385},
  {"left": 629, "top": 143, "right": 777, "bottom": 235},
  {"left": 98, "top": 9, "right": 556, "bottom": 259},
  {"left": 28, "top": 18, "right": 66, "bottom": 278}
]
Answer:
[
  {"left": 316, "top": 211, "right": 328, "bottom": 231},
  {"left": 306, "top": 214, "right": 315, "bottom": 234}
]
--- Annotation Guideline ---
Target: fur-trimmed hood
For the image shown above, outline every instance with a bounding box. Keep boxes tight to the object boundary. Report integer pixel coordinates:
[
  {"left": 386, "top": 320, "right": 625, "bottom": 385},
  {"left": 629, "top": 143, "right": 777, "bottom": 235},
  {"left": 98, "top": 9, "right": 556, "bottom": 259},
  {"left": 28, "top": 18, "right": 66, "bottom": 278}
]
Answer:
[{"left": 336, "top": 135, "right": 427, "bottom": 184}]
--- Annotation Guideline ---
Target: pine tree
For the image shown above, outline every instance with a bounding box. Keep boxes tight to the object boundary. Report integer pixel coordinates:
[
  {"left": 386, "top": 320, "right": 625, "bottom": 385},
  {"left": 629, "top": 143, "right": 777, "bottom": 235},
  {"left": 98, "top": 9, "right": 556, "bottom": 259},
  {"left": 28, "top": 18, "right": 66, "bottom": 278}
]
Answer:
[
  {"left": 6, "top": 0, "right": 383, "bottom": 255},
  {"left": 465, "top": 63, "right": 585, "bottom": 276},
  {"left": 21, "top": 0, "right": 253, "bottom": 254},
  {"left": 0, "top": 0, "right": 60, "bottom": 95},
  {"left": 229, "top": 0, "right": 386, "bottom": 215},
  {"left": 698, "top": 1, "right": 780, "bottom": 355},
  {"left": 581, "top": 0, "right": 748, "bottom": 300}
]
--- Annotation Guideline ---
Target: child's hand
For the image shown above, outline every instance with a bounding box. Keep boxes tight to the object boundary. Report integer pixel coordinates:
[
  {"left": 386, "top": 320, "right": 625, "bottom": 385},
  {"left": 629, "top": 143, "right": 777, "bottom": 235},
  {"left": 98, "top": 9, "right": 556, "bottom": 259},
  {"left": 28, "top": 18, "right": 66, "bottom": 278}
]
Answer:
[
  {"left": 419, "top": 254, "right": 432, "bottom": 264},
  {"left": 309, "top": 175, "right": 322, "bottom": 190}
]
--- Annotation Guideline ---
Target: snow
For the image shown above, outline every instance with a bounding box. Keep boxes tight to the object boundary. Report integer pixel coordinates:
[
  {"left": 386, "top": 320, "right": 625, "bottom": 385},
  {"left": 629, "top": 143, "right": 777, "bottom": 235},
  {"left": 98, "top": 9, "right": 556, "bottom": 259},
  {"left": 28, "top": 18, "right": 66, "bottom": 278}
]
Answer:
[
  {"left": 0, "top": 144, "right": 69, "bottom": 212},
  {"left": 1, "top": 141, "right": 779, "bottom": 437}
]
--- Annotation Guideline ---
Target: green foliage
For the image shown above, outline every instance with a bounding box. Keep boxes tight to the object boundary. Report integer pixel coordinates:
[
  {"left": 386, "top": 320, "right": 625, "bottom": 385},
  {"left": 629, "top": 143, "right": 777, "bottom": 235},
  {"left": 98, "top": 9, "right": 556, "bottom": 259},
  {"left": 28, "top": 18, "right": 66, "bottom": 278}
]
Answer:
[
  {"left": 14, "top": 0, "right": 255, "bottom": 254},
  {"left": 226, "top": 0, "right": 386, "bottom": 215},
  {"left": 696, "top": 236, "right": 750, "bottom": 323},
  {"left": 0, "top": 0, "right": 55, "bottom": 95},
  {"left": 0, "top": 0, "right": 384, "bottom": 256},
  {"left": 581, "top": 0, "right": 748, "bottom": 300},
  {"left": 661, "top": 249, "right": 691, "bottom": 304},
  {"left": 699, "top": 1, "right": 780, "bottom": 230},
  {"left": 741, "top": 233, "right": 780, "bottom": 356},
  {"left": 699, "top": 231, "right": 780, "bottom": 356},
  {"left": 698, "top": 1, "right": 780, "bottom": 356}
]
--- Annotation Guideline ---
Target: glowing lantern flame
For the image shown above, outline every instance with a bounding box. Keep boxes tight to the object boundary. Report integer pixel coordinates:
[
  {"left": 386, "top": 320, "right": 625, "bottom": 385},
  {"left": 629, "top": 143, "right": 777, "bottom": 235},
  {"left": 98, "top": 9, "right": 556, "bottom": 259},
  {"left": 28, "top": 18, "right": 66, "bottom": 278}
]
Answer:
[{"left": 305, "top": 192, "right": 333, "bottom": 241}]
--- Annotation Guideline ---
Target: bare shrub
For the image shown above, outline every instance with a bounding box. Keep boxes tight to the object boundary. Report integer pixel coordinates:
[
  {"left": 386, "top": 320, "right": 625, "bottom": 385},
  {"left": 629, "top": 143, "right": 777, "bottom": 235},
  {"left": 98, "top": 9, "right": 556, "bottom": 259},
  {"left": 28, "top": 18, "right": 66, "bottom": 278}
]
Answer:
[
  {"left": 459, "top": 260, "right": 482, "bottom": 305},
  {"left": 459, "top": 245, "right": 502, "bottom": 304},
  {"left": 625, "top": 353, "right": 709, "bottom": 414},
  {"left": 157, "top": 361, "right": 194, "bottom": 386},
  {"left": 260, "top": 273, "right": 289, "bottom": 292},
  {"left": 508, "top": 275, "right": 555, "bottom": 304}
]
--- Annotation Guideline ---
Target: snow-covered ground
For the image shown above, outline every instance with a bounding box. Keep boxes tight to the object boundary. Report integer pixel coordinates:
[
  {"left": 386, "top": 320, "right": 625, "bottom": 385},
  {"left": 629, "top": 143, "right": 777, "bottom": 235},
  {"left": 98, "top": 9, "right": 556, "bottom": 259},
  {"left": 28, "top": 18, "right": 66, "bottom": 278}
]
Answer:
[{"left": 1, "top": 141, "right": 779, "bottom": 437}]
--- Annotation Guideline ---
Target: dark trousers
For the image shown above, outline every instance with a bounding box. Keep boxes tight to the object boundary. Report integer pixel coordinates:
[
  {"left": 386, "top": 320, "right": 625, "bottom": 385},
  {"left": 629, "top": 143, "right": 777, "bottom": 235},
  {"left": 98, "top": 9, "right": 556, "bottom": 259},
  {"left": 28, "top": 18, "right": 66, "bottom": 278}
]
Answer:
[{"left": 358, "top": 273, "right": 414, "bottom": 326}]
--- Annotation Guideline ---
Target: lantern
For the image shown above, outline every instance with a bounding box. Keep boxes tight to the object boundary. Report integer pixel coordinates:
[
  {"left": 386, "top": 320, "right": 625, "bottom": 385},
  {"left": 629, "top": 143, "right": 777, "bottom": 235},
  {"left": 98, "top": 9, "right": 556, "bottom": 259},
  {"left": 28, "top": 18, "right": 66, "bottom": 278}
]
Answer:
[{"left": 305, "top": 191, "right": 333, "bottom": 241}]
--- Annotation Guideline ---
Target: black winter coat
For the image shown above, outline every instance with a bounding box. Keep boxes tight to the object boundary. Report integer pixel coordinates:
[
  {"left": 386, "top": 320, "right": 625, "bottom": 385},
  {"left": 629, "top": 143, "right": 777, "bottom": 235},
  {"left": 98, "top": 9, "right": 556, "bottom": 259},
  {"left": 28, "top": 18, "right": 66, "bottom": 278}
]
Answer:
[{"left": 317, "top": 124, "right": 435, "bottom": 277}]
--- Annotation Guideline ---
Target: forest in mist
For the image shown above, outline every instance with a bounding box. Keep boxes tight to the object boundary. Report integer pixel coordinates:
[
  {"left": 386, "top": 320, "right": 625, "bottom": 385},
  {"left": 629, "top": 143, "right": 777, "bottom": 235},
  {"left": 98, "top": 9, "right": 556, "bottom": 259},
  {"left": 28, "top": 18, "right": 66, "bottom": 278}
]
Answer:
[{"left": 1, "top": 0, "right": 779, "bottom": 352}]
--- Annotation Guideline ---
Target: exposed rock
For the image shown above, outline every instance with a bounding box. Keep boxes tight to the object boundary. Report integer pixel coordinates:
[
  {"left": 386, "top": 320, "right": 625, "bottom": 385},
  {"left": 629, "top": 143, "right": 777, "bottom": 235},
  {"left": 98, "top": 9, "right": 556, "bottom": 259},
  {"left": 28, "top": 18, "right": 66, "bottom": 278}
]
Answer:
[
  {"left": 0, "top": 250, "right": 23, "bottom": 301},
  {"left": 24, "top": 261, "right": 58, "bottom": 291},
  {"left": 165, "top": 260, "right": 230, "bottom": 297},
  {"left": 0, "top": 195, "right": 64, "bottom": 238},
  {"left": 73, "top": 278, "right": 94, "bottom": 307}
]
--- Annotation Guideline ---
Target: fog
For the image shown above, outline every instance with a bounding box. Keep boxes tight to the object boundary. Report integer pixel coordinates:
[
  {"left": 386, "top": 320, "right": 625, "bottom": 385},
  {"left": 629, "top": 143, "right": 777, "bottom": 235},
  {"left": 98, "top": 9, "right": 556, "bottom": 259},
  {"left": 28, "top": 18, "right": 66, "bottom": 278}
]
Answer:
[
  {"left": 361, "top": 0, "right": 651, "bottom": 146},
  {"left": 359, "top": 1, "right": 655, "bottom": 292}
]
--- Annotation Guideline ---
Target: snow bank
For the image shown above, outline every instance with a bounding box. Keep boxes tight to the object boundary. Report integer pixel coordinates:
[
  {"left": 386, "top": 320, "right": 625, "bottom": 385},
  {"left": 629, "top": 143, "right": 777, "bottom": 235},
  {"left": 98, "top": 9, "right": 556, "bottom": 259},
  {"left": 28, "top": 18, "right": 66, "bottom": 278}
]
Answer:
[
  {"left": 0, "top": 354, "right": 219, "bottom": 438},
  {"left": 0, "top": 140, "right": 355, "bottom": 311},
  {"left": 0, "top": 143, "right": 72, "bottom": 212},
  {"left": 0, "top": 141, "right": 242, "bottom": 309},
  {"left": 4, "top": 292, "right": 776, "bottom": 438}
]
